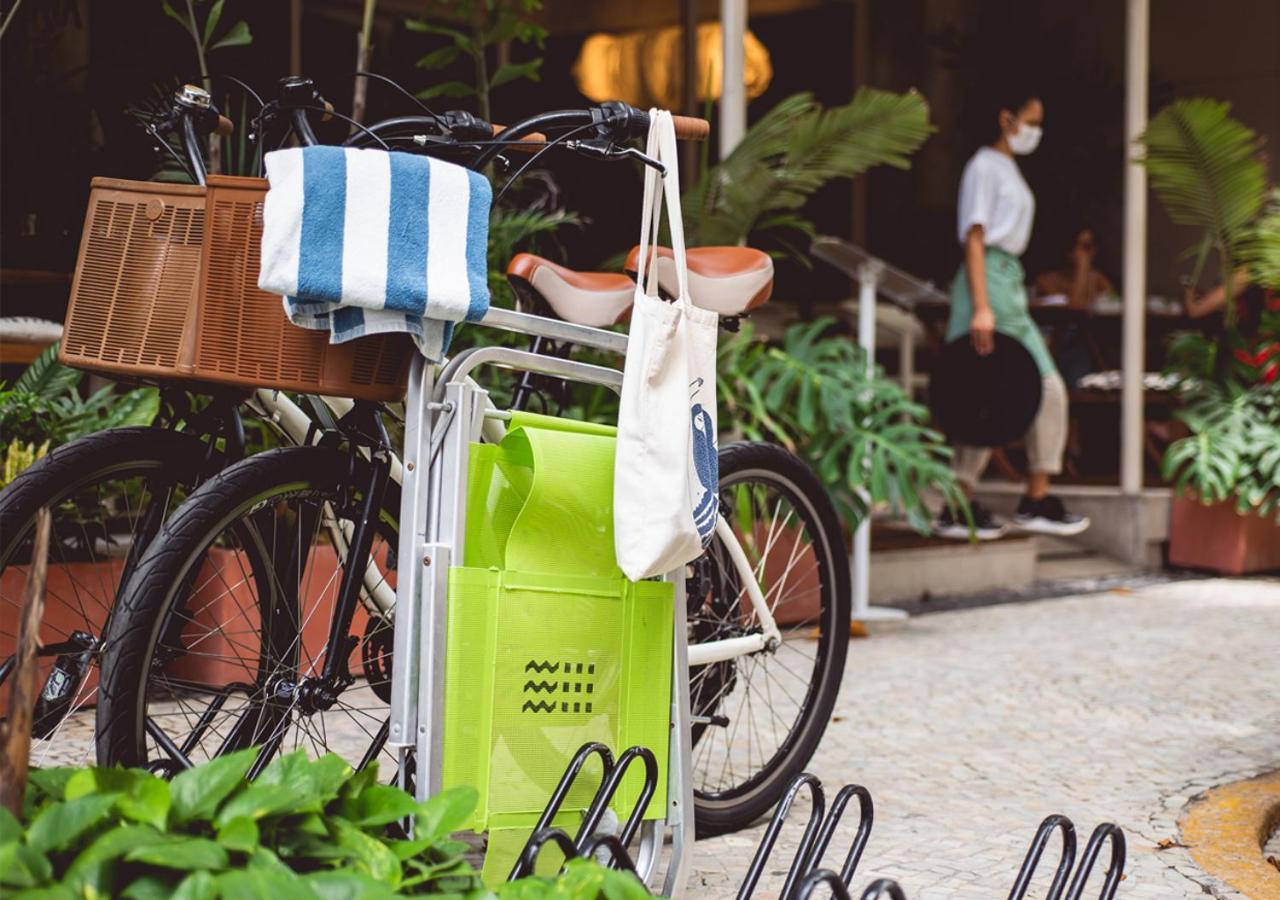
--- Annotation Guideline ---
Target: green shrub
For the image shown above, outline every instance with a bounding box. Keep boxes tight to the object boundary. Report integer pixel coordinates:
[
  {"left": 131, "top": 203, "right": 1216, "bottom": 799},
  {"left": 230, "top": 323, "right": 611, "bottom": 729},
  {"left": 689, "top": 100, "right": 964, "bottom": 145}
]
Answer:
[{"left": 1, "top": 750, "right": 649, "bottom": 898}]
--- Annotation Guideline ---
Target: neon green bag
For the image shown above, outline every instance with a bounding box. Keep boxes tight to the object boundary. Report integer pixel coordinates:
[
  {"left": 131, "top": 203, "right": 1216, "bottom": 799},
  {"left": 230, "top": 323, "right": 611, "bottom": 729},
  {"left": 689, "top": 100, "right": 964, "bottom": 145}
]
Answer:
[{"left": 441, "top": 412, "right": 673, "bottom": 881}]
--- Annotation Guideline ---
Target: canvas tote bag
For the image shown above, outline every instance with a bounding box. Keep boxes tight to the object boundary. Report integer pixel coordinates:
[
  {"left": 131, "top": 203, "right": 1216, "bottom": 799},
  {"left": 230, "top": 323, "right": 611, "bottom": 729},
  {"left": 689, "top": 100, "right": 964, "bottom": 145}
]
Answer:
[{"left": 614, "top": 110, "right": 720, "bottom": 581}]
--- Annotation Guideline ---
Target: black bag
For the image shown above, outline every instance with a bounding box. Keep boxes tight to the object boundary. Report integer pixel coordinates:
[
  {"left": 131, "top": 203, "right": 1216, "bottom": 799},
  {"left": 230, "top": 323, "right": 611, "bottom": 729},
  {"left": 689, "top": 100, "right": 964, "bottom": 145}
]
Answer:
[{"left": 930, "top": 333, "right": 1042, "bottom": 447}]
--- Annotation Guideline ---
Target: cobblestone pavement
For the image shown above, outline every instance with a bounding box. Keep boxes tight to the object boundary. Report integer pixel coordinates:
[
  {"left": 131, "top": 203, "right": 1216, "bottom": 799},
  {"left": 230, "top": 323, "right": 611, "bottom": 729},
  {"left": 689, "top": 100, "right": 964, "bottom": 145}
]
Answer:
[{"left": 690, "top": 578, "right": 1280, "bottom": 899}]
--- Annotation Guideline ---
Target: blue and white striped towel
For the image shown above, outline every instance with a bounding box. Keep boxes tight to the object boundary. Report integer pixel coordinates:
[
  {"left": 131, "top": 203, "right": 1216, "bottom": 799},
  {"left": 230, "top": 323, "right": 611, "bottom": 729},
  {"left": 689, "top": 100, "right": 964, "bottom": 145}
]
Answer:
[{"left": 258, "top": 145, "right": 491, "bottom": 361}]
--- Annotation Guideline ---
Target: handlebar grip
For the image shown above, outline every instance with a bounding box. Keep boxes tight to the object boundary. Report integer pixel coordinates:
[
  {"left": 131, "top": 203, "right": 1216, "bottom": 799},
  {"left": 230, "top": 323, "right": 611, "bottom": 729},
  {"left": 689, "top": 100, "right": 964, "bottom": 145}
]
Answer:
[
  {"left": 214, "top": 115, "right": 235, "bottom": 137},
  {"left": 321, "top": 100, "right": 334, "bottom": 122},
  {"left": 670, "top": 115, "right": 710, "bottom": 141}
]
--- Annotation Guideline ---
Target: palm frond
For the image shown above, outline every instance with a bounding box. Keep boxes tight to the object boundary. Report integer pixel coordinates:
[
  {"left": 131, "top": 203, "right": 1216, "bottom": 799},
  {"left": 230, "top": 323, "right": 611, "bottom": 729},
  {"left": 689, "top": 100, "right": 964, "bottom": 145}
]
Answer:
[
  {"left": 1138, "top": 99, "right": 1267, "bottom": 252},
  {"left": 14, "top": 343, "right": 81, "bottom": 400},
  {"left": 1240, "top": 189, "right": 1280, "bottom": 289},
  {"left": 683, "top": 89, "right": 933, "bottom": 253}
]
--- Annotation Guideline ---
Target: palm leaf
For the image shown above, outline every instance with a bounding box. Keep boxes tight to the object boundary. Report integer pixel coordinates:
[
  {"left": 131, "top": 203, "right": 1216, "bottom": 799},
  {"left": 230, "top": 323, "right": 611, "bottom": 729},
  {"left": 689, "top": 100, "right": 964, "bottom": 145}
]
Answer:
[
  {"left": 683, "top": 89, "right": 933, "bottom": 253},
  {"left": 14, "top": 343, "right": 82, "bottom": 400},
  {"left": 1137, "top": 99, "right": 1266, "bottom": 255},
  {"left": 1240, "top": 190, "right": 1280, "bottom": 289}
]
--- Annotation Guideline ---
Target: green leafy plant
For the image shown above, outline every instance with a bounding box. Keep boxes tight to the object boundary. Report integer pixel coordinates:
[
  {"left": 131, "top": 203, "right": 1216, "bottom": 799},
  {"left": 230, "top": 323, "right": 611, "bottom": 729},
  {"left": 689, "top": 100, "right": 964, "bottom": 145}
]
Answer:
[
  {"left": 0, "top": 344, "right": 159, "bottom": 453},
  {"left": 1139, "top": 99, "right": 1280, "bottom": 515},
  {"left": 160, "top": 0, "right": 253, "bottom": 174},
  {"left": 719, "top": 318, "right": 964, "bottom": 531},
  {"left": 409, "top": 0, "right": 546, "bottom": 122},
  {"left": 3, "top": 751, "right": 651, "bottom": 898},
  {"left": 1162, "top": 380, "right": 1280, "bottom": 519},
  {"left": 682, "top": 89, "right": 933, "bottom": 263},
  {"left": 1137, "top": 98, "right": 1270, "bottom": 321}
]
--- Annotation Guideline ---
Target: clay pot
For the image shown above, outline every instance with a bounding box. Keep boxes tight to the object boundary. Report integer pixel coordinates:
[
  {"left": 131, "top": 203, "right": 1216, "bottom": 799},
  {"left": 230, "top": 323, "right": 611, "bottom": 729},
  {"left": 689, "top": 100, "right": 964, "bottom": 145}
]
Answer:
[{"left": 1168, "top": 496, "right": 1280, "bottom": 575}]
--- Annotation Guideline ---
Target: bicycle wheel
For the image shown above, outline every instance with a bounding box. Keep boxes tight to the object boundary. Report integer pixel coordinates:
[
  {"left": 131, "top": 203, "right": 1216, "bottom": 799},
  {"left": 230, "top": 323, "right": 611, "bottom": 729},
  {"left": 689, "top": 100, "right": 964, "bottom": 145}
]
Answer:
[
  {"left": 688, "top": 441, "right": 851, "bottom": 836},
  {"left": 96, "top": 446, "right": 400, "bottom": 778},
  {"left": 0, "top": 427, "right": 215, "bottom": 767}
]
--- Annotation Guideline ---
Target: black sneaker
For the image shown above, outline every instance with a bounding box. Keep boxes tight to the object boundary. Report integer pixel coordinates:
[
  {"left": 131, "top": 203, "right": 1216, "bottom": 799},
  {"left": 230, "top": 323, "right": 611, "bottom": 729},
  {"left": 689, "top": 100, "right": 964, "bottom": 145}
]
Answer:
[
  {"left": 1013, "top": 494, "right": 1091, "bottom": 536},
  {"left": 935, "top": 500, "right": 1007, "bottom": 541}
]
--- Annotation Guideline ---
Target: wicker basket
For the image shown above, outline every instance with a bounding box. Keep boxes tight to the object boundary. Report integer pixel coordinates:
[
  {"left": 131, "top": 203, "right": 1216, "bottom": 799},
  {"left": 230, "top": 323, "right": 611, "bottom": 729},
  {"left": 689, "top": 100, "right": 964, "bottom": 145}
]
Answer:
[{"left": 60, "top": 175, "right": 411, "bottom": 401}]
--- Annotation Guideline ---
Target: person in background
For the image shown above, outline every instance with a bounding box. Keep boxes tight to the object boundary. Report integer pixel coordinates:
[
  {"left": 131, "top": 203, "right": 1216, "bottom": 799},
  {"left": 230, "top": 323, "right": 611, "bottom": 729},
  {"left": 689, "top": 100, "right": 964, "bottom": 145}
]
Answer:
[
  {"left": 935, "top": 89, "right": 1091, "bottom": 541},
  {"left": 1036, "top": 226, "right": 1114, "bottom": 309},
  {"left": 1034, "top": 226, "right": 1115, "bottom": 386},
  {"left": 1182, "top": 268, "right": 1274, "bottom": 330}
]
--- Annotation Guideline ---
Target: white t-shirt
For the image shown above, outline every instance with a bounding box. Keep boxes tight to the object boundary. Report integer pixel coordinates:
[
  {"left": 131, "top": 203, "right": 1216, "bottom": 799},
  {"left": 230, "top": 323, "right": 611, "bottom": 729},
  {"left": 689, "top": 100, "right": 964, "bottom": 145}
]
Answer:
[{"left": 956, "top": 146, "right": 1035, "bottom": 256}]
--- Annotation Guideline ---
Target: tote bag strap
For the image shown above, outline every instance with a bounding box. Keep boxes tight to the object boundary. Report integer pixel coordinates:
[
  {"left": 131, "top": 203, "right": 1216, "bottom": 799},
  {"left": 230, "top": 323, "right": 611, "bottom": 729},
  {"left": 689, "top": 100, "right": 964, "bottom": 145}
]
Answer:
[
  {"left": 634, "top": 110, "right": 667, "bottom": 300},
  {"left": 652, "top": 114, "right": 692, "bottom": 310}
]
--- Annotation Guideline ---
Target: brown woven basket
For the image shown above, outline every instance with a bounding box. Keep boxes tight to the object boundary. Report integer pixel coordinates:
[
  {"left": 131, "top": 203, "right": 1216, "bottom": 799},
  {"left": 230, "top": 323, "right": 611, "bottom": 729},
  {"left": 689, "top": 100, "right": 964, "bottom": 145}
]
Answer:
[{"left": 60, "top": 175, "right": 411, "bottom": 401}]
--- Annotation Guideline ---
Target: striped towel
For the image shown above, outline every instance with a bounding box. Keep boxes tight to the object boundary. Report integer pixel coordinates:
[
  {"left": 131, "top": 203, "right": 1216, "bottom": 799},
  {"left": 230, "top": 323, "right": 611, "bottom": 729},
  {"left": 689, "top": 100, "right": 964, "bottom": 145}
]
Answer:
[{"left": 258, "top": 145, "right": 491, "bottom": 361}]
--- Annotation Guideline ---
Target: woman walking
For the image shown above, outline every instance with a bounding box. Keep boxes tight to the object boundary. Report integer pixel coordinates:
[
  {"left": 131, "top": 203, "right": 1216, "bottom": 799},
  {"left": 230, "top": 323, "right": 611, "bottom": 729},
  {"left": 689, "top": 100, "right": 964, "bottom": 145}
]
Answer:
[{"left": 935, "top": 91, "right": 1090, "bottom": 541}]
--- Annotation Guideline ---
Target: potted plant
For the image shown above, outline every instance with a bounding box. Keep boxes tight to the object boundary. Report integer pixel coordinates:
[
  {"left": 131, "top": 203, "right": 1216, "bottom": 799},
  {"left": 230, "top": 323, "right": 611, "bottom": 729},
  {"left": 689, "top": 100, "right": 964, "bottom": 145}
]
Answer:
[{"left": 1139, "top": 99, "right": 1280, "bottom": 573}]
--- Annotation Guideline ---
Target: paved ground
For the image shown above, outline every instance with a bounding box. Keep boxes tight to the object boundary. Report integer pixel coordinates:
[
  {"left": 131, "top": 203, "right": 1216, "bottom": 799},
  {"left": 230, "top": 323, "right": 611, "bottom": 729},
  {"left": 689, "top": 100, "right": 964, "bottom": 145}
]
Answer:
[{"left": 690, "top": 577, "right": 1280, "bottom": 899}]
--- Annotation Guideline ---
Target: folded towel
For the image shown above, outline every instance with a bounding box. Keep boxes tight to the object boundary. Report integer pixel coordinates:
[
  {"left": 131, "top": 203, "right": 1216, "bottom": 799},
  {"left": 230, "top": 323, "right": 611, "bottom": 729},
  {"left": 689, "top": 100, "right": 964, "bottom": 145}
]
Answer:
[{"left": 258, "top": 145, "right": 491, "bottom": 360}]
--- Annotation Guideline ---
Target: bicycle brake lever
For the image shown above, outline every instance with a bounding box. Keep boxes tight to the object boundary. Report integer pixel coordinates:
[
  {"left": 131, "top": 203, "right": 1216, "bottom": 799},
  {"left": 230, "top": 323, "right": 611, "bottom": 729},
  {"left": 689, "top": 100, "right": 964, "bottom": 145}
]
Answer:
[{"left": 616, "top": 146, "right": 666, "bottom": 176}]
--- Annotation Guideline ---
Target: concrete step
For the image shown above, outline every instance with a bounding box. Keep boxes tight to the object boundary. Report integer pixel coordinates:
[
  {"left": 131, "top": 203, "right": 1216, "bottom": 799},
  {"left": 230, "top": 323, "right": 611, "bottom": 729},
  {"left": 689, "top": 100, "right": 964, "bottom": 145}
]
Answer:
[{"left": 869, "top": 526, "right": 1037, "bottom": 603}]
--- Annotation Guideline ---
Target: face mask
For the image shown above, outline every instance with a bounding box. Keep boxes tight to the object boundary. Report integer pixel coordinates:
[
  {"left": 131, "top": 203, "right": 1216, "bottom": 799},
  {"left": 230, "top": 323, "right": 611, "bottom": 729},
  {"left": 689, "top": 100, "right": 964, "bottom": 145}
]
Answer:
[{"left": 1008, "top": 122, "right": 1042, "bottom": 155}]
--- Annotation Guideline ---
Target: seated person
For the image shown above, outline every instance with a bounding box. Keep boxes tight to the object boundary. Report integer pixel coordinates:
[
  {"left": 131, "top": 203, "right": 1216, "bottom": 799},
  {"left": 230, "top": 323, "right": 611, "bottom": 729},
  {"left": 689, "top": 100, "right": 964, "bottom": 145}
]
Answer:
[
  {"left": 1034, "top": 227, "right": 1114, "bottom": 387},
  {"left": 1182, "top": 268, "right": 1275, "bottom": 328},
  {"left": 1035, "top": 226, "right": 1115, "bottom": 309}
]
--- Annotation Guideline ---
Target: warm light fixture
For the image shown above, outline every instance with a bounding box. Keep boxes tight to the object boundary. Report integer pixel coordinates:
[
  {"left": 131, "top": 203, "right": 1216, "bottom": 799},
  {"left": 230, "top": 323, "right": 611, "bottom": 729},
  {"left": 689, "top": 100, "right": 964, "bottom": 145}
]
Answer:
[{"left": 574, "top": 22, "right": 772, "bottom": 110}]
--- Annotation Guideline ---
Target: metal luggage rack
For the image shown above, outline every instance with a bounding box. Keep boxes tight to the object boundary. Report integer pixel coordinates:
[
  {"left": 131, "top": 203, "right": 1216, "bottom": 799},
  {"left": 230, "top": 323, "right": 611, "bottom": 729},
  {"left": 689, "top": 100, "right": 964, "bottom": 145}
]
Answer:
[{"left": 517, "top": 743, "right": 1127, "bottom": 900}]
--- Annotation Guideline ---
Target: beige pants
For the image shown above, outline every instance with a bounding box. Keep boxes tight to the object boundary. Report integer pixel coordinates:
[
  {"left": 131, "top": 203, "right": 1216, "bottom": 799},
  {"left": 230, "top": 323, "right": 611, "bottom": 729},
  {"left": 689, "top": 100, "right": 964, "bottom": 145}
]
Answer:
[{"left": 954, "top": 373, "right": 1068, "bottom": 487}]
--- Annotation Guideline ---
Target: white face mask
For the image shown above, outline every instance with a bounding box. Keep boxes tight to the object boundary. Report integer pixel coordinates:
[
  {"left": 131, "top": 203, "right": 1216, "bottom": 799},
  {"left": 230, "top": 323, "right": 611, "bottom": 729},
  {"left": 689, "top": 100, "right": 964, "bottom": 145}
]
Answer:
[{"left": 1008, "top": 122, "right": 1042, "bottom": 155}]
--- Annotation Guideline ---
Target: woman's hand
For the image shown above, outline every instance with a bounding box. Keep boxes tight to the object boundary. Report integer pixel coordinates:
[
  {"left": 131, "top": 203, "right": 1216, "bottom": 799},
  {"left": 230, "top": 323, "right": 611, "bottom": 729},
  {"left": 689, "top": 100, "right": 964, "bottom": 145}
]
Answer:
[{"left": 971, "top": 307, "right": 996, "bottom": 355}]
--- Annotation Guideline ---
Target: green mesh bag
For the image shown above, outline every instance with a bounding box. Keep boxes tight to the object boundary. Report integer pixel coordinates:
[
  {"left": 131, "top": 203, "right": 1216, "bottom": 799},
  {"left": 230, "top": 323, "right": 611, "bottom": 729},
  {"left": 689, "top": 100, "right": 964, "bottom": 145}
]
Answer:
[{"left": 442, "top": 412, "right": 674, "bottom": 881}]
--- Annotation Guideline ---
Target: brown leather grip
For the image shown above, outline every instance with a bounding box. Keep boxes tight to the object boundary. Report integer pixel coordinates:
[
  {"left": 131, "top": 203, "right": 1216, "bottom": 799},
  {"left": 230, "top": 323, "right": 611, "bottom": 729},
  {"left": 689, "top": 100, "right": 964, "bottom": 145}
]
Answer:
[
  {"left": 670, "top": 115, "right": 710, "bottom": 141},
  {"left": 214, "top": 115, "right": 235, "bottom": 137},
  {"left": 492, "top": 123, "right": 548, "bottom": 153}
]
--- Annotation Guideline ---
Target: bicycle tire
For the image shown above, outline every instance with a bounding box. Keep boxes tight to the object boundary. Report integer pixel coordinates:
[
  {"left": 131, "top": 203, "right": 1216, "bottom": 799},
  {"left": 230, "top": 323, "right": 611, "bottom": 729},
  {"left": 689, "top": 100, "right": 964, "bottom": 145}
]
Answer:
[
  {"left": 690, "top": 440, "right": 851, "bottom": 836},
  {"left": 0, "top": 427, "right": 215, "bottom": 766},
  {"left": 96, "top": 446, "right": 401, "bottom": 775}
]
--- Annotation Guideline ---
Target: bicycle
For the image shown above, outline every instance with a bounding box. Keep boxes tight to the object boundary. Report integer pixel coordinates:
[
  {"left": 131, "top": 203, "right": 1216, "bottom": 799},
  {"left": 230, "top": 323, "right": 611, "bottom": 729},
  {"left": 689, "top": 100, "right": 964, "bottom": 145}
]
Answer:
[{"left": 93, "top": 98, "right": 851, "bottom": 878}]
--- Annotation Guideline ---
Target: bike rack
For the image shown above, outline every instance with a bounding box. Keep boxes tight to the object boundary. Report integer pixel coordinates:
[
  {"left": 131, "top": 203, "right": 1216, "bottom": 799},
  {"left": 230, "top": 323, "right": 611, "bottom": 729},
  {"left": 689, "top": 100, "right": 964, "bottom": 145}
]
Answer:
[
  {"left": 738, "top": 774, "right": 874, "bottom": 900},
  {"left": 509, "top": 742, "right": 660, "bottom": 881},
  {"left": 1008, "top": 815, "right": 1126, "bottom": 900},
  {"left": 732, "top": 773, "right": 1124, "bottom": 900}
]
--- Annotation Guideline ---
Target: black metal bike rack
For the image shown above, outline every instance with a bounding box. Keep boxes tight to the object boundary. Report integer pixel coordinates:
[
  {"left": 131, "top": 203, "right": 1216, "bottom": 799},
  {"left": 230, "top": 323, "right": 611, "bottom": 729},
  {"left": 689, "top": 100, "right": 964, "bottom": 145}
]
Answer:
[
  {"left": 737, "top": 773, "right": 874, "bottom": 900},
  {"left": 735, "top": 773, "right": 1125, "bottom": 900},
  {"left": 509, "top": 741, "right": 660, "bottom": 881}
]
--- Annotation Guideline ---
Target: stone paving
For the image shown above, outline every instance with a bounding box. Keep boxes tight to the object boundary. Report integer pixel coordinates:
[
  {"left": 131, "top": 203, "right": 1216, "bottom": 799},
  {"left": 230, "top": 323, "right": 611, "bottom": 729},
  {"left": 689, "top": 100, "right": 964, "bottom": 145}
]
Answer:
[{"left": 690, "top": 577, "right": 1280, "bottom": 899}]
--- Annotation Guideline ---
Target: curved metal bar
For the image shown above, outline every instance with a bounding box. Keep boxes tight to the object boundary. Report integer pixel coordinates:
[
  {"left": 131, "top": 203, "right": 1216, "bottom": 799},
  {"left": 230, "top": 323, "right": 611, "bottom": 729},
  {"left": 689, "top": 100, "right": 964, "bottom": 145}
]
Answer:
[
  {"left": 1063, "top": 824, "right": 1126, "bottom": 900},
  {"left": 435, "top": 345, "right": 623, "bottom": 406},
  {"left": 806, "top": 783, "right": 875, "bottom": 886},
  {"left": 574, "top": 745, "right": 659, "bottom": 856},
  {"left": 1007, "top": 814, "right": 1077, "bottom": 900},
  {"left": 515, "top": 827, "right": 579, "bottom": 879},
  {"left": 509, "top": 742, "right": 615, "bottom": 881},
  {"left": 579, "top": 833, "right": 640, "bottom": 876},
  {"left": 858, "top": 878, "right": 908, "bottom": 900},
  {"left": 795, "top": 869, "right": 853, "bottom": 900},
  {"left": 737, "top": 773, "right": 827, "bottom": 900}
]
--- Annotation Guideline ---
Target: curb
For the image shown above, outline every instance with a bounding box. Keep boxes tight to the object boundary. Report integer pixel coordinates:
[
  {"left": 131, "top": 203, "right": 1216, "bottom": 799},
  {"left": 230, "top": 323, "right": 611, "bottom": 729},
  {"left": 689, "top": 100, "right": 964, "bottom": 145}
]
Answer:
[{"left": 1180, "top": 769, "right": 1280, "bottom": 898}]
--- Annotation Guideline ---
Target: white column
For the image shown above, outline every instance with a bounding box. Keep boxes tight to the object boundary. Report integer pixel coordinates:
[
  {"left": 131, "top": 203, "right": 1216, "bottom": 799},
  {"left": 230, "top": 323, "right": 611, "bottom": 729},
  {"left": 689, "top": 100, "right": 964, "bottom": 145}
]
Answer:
[
  {"left": 853, "top": 263, "right": 907, "bottom": 624},
  {"left": 1121, "top": 0, "right": 1149, "bottom": 495},
  {"left": 719, "top": 0, "right": 747, "bottom": 158}
]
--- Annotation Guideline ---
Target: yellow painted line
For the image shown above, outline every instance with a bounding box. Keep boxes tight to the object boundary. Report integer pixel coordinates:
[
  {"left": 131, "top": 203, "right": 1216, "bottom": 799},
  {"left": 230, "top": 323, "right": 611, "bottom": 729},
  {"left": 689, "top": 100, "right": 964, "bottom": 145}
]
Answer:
[{"left": 1180, "top": 769, "right": 1280, "bottom": 898}]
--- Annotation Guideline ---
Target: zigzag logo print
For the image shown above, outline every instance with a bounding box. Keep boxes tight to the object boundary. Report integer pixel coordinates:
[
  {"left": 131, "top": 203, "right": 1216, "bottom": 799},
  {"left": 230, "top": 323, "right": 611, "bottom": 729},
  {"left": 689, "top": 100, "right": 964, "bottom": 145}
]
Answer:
[{"left": 521, "top": 659, "right": 595, "bottom": 715}]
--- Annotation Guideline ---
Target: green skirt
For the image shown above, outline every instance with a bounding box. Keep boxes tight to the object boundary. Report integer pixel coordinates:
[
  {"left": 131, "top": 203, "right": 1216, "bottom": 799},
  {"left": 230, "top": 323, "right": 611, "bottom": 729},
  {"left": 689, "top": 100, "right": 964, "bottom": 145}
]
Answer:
[{"left": 947, "top": 248, "right": 1056, "bottom": 376}]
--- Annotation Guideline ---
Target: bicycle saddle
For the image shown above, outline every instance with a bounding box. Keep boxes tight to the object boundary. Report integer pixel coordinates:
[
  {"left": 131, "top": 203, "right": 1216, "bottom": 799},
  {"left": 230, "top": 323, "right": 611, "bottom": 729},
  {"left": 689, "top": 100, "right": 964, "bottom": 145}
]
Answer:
[
  {"left": 507, "top": 253, "right": 635, "bottom": 327},
  {"left": 624, "top": 245, "right": 774, "bottom": 315}
]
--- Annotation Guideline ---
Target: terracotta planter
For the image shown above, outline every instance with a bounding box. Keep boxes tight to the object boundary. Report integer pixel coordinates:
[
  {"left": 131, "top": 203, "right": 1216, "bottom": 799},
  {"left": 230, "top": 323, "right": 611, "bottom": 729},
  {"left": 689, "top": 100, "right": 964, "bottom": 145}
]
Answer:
[
  {"left": 748, "top": 523, "right": 823, "bottom": 628},
  {"left": 1, "top": 545, "right": 392, "bottom": 706},
  {"left": 1168, "top": 496, "right": 1280, "bottom": 575}
]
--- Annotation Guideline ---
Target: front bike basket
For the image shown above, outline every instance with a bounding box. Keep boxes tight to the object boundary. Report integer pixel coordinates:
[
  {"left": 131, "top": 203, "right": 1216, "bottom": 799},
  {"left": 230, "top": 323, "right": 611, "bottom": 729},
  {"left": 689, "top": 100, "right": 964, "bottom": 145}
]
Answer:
[{"left": 440, "top": 413, "right": 674, "bottom": 882}]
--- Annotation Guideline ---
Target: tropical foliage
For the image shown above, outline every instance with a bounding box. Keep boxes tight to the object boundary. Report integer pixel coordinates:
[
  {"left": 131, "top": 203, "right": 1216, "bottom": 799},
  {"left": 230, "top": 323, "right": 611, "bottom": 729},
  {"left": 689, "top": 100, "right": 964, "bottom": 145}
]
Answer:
[
  {"left": 718, "top": 319, "right": 964, "bottom": 530},
  {"left": 1139, "top": 98, "right": 1280, "bottom": 515},
  {"left": 409, "top": 0, "right": 546, "bottom": 121},
  {"left": 1162, "top": 380, "right": 1280, "bottom": 519},
  {"left": 2, "top": 750, "right": 648, "bottom": 898},
  {"left": 0, "top": 345, "right": 159, "bottom": 487},
  {"left": 682, "top": 89, "right": 933, "bottom": 262}
]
